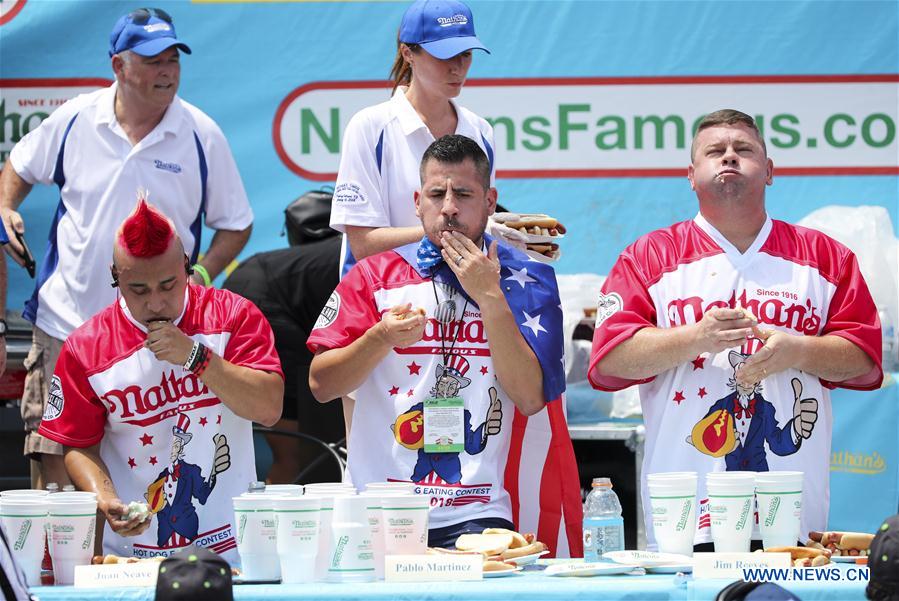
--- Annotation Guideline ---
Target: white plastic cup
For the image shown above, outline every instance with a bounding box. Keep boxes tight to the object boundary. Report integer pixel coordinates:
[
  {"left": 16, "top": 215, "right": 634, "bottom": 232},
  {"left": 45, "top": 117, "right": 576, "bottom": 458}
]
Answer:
[
  {"left": 0, "top": 497, "right": 48, "bottom": 585},
  {"left": 327, "top": 495, "right": 375, "bottom": 583},
  {"left": 0, "top": 489, "right": 50, "bottom": 498},
  {"left": 380, "top": 493, "right": 429, "bottom": 556},
  {"left": 303, "top": 493, "right": 335, "bottom": 582},
  {"left": 305, "top": 482, "right": 356, "bottom": 492},
  {"left": 364, "top": 482, "right": 416, "bottom": 495},
  {"left": 359, "top": 492, "right": 386, "bottom": 580},
  {"left": 47, "top": 496, "right": 98, "bottom": 585},
  {"left": 647, "top": 472, "right": 697, "bottom": 556},
  {"left": 706, "top": 472, "right": 756, "bottom": 552},
  {"left": 273, "top": 496, "right": 321, "bottom": 583},
  {"left": 265, "top": 484, "right": 304, "bottom": 496},
  {"left": 233, "top": 495, "right": 280, "bottom": 581},
  {"left": 754, "top": 471, "right": 803, "bottom": 548}
]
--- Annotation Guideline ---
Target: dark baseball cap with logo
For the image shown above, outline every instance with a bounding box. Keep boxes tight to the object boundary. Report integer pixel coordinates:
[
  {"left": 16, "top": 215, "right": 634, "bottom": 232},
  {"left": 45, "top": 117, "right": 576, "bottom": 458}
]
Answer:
[
  {"left": 867, "top": 514, "right": 899, "bottom": 601},
  {"left": 154, "top": 545, "right": 232, "bottom": 601},
  {"left": 109, "top": 7, "right": 192, "bottom": 58},
  {"left": 399, "top": 0, "right": 489, "bottom": 60}
]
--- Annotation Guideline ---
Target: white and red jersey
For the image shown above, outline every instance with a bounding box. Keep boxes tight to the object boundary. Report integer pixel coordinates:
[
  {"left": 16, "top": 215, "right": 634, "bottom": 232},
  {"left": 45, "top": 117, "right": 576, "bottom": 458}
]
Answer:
[
  {"left": 589, "top": 214, "right": 882, "bottom": 548},
  {"left": 308, "top": 250, "right": 517, "bottom": 530},
  {"left": 38, "top": 285, "right": 282, "bottom": 565}
]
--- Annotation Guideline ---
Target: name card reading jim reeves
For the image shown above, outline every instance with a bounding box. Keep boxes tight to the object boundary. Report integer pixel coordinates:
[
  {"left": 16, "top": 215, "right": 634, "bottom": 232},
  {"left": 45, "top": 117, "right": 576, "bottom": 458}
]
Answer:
[
  {"left": 693, "top": 552, "right": 791, "bottom": 579},
  {"left": 385, "top": 555, "right": 483, "bottom": 582}
]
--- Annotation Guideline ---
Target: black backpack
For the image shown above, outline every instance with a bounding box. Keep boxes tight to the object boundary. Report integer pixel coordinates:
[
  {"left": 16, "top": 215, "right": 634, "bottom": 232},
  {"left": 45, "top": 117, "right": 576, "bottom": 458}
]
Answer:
[{"left": 283, "top": 188, "right": 338, "bottom": 246}]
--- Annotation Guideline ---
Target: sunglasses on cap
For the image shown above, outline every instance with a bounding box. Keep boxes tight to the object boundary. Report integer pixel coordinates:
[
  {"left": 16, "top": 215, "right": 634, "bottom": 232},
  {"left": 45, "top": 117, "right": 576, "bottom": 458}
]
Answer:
[{"left": 128, "top": 7, "right": 173, "bottom": 25}]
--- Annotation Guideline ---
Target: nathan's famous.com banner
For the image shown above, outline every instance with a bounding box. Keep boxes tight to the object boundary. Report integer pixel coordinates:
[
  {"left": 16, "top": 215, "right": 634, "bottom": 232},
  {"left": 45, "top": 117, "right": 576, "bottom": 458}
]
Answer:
[
  {"left": 0, "top": 79, "right": 112, "bottom": 165},
  {"left": 275, "top": 75, "right": 899, "bottom": 181}
]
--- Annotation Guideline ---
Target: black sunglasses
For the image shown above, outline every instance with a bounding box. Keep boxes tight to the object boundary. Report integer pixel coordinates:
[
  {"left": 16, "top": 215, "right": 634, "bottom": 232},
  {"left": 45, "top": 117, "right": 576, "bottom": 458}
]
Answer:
[{"left": 129, "top": 7, "right": 173, "bottom": 25}]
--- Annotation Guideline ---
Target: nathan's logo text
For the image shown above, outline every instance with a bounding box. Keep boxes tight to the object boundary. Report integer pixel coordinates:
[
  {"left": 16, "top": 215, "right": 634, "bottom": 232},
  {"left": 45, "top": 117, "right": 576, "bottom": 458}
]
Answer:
[
  {"left": 101, "top": 370, "right": 212, "bottom": 418},
  {"left": 667, "top": 290, "right": 821, "bottom": 335}
]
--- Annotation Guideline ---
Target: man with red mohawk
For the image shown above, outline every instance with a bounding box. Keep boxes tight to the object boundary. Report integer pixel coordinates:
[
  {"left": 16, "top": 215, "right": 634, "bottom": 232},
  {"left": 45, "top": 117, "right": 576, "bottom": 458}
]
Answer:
[{"left": 37, "top": 199, "right": 282, "bottom": 563}]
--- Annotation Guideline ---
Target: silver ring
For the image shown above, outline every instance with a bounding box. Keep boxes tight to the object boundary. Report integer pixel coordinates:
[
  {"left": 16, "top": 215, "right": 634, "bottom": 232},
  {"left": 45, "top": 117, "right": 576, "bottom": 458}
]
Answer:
[{"left": 455, "top": 255, "right": 463, "bottom": 266}]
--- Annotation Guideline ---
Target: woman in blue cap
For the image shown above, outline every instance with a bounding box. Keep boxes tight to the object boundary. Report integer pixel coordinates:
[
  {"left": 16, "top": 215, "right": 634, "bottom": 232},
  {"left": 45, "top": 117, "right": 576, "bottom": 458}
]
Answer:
[{"left": 329, "top": 0, "right": 495, "bottom": 275}]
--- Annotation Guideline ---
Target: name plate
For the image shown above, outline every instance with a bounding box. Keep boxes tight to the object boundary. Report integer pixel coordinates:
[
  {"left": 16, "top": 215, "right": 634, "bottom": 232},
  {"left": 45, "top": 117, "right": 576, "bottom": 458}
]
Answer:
[
  {"left": 694, "top": 552, "right": 791, "bottom": 579},
  {"left": 74, "top": 562, "right": 161, "bottom": 587},
  {"left": 385, "top": 554, "right": 483, "bottom": 582}
]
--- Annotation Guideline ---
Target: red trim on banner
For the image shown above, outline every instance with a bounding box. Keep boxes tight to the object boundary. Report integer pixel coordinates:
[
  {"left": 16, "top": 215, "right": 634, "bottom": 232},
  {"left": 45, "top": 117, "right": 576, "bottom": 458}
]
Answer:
[
  {"left": 0, "top": 77, "right": 114, "bottom": 87},
  {"left": 273, "top": 74, "right": 899, "bottom": 181},
  {"left": 0, "top": 0, "right": 27, "bottom": 26}
]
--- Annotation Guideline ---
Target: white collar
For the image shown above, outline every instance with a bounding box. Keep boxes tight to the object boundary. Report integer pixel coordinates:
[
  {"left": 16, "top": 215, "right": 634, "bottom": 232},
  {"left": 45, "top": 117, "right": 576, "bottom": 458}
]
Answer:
[
  {"left": 693, "top": 212, "right": 772, "bottom": 267},
  {"left": 119, "top": 285, "right": 190, "bottom": 333}
]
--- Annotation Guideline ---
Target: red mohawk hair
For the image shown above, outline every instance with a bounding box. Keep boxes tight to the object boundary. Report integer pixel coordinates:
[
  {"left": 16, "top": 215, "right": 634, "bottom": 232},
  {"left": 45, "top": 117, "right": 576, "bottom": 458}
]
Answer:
[{"left": 118, "top": 194, "right": 175, "bottom": 258}]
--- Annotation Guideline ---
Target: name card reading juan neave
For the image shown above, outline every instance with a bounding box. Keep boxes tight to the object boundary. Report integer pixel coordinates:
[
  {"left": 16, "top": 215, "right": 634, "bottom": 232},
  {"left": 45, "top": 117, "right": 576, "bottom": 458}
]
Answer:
[
  {"left": 693, "top": 552, "right": 791, "bottom": 579},
  {"left": 385, "top": 554, "right": 483, "bottom": 582},
  {"left": 74, "top": 562, "right": 162, "bottom": 587}
]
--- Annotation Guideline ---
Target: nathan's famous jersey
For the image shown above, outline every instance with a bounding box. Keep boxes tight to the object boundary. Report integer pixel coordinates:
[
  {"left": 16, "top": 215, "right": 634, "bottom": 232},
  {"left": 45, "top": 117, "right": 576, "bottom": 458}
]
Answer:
[
  {"left": 589, "top": 215, "right": 882, "bottom": 549},
  {"left": 39, "top": 285, "right": 282, "bottom": 565}
]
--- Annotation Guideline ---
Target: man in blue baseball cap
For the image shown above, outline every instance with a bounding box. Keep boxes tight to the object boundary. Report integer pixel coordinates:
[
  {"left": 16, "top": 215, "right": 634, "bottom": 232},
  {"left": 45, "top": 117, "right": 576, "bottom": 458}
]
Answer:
[{"left": 0, "top": 7, "right": 253, "bottom": 494}]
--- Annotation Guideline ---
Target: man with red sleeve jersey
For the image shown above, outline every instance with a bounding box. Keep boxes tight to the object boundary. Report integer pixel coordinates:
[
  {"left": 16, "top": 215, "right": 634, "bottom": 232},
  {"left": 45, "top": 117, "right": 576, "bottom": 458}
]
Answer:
[
  {"left": 38, "top": 198, "right": 282, "bottom": 564},
  {"left": 589, "top": 109, "right": 882, "bottom": 551}
]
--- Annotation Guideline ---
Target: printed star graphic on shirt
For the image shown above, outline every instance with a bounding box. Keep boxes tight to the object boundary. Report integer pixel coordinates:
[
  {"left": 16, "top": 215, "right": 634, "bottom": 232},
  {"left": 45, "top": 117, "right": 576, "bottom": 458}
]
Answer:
[
  {"left": 149, "top": 456, "right": 158, "bottom": 466},
  {"left": 480, "top": 366, "right": 488, "bottom": 375},
  {"left": 389, "top": 385, "right": 400, "bottom": 396},
  {"left": 504, "top": 267, "right": 536, "bottom": 289},
  {"left": 139, "top": 433, "right": 153, "bottom": 446},
  {"left": 673, "top": 391, "right": 685, "bottom": 404},
  {"left": 128, "top": 457, "right": 136, "bottom": 469},
  {"left": 216, "top": 415, "right": 222, "bottom": 424},
  {"left": 521, "top": 311, "right": 547, "bottom": 337},
  {"left": 199, "top": 416, "right": 208, "bottom": 427},
  {"left": 406, "top": 388, "right": 414, "bottom": 397},
  {"left": 698, "top": 387, "right": 708, "bottom": 398},
  {"left": 407, "top": 361, "right": 422, "bottom": 375},
  {"left": 691, "top": 356, "right": 706, "bottom": 370}
]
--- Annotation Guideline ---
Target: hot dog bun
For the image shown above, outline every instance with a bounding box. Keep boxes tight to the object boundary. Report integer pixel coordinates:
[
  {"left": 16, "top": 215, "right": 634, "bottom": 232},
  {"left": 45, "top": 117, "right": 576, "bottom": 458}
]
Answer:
[
  {"left": 500, "top": 541, "right": 547, "bottom": 560},
  {"left": 482, "top": 528, "right": 528, "bottom": 549},
  {"left": 455, "top": 532, "right": 514, "bottom": 556},
  {"left": 483, "top": 560, "right": 517, "bottom": 572}
]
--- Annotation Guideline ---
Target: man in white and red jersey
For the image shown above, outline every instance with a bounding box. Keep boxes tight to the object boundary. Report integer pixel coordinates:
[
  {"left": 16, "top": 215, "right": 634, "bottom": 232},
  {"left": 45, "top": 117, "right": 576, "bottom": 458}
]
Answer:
[
  {"left": 589, "top": 109, "right": 883, "bottom": 551},
  {"left": 308, "top": 135, "right": 582, "bottom": 555},
  {"left": 38, "top": 199, "right": 282, "bottom": 564}
]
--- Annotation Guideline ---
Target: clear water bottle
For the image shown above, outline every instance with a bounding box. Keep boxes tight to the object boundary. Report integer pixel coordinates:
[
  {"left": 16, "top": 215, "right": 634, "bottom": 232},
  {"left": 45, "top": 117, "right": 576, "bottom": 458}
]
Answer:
[{"left": 582, "top": 477, "right": 625, "bottom": 561}]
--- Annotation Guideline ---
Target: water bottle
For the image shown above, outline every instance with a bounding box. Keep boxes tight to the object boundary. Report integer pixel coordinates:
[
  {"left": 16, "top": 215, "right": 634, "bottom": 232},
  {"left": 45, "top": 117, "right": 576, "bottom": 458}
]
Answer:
[{"left": 582, "top": 477, "right": 625, "bottom": 561}]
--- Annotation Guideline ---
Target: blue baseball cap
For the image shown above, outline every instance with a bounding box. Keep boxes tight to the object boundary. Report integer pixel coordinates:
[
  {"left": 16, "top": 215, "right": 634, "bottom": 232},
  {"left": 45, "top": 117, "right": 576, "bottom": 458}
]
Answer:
[
  {"left": 399, "top": 0, "right": 489, "bottom": 60},
  {"left": 109, "top": 8, "right": 191, "bottom": 58}
]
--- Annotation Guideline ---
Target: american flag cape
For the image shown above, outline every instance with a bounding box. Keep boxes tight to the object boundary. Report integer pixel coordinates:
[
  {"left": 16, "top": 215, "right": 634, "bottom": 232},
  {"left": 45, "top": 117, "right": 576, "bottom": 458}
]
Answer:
[{"left": 399, "top": 235, "right": 583, "bottom": 557}]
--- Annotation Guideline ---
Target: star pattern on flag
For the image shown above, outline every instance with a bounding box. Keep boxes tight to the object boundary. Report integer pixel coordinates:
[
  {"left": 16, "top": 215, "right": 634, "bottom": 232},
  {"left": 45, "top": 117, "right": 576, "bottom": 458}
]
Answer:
[
  {"left": 504, "top": 267, "right": 536, "bottom": 289},
  {"left": 128, "top": 457, "right": 136, "bottom": 469},
  {"left": 673, "top": 391, "right": 685, "bottom": 404},
  {"left": 479, "top": 366, "right": 488, "bottom": 375},
  {"left": 389, "top": 385, "right": 399, "bottom": 396},
  {"left": 521, "top": 311, "right": 547, "bottom": 337},
  {"left": 199, "top": 416, "right": 208, "bottom": 427},
  {"left": 139, "top": 433, "right": 153, "bottom": 446},
  {"left": 691, "top": 356, "right": 706, "bottom": 370},
  {"left": 407, "top": 361, "right": 421, "bottom": 375},
  {"left": 149, "top": 456, "right": 158, "bottom": 466},
  {"left": 698, "top": 387, "right": 708, "bottom": 398}
]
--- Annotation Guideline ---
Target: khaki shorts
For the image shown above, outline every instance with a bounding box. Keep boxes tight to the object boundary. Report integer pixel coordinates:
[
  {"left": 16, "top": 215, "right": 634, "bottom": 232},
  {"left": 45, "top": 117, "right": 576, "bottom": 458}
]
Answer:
[{"left": 21, "top": 327, "right": 65, "bottom": 456}]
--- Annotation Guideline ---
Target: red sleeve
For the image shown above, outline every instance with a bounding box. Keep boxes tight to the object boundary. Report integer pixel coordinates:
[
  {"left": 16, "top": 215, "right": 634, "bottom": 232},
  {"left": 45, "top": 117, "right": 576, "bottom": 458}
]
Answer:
[
  {"left": 37, "top": 341, "right": 107, "bottom": 448},
  {"left": 306, "top": 262, "right": 380, "bottom": 353},
  {"left": 588, "top": 253, "right": 658, "bottom": 391},
  {"left": 223, "top": 299, "right": 284, "bottom": 378},
  {"left": 819, "top": 251, "right": 883, "bottom": 390}
]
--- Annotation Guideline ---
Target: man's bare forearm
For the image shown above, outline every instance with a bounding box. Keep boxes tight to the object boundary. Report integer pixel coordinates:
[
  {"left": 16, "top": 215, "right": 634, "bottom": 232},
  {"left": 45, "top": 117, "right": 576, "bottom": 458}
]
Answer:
[
  {"left": 793, "top": 334, "right": 876, "bottom": 382},
  {"left": 309, "top": 327, "right": 392, "bottom": 402},
  {"left": 593, "top": 325, "right": 702, "bottom": 381},
  {"left": 199, "top": 355, "right": 283, "bottom": 426},
  {"left": 0, "top": 162, "right": 32, "bottom": 211},
  {"left": 65, "top": 444, "right": 119, "bottom": 506}
]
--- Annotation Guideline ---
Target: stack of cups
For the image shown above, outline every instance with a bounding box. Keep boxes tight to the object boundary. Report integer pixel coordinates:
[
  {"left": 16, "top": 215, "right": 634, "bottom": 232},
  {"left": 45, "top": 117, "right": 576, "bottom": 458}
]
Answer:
[
  {"left": 233, "top": 494, "right": 280, "bottom": 581},
  {"left": 264, "top": 484, "right": 304, "bottom": 496},
  {"left": 273, "top": 495, "right": 321, "bottom": 583},
  {"left": 380, "top": 493, "right": 429, "bottom": 557},
  {"left": 364, "top": 482, "right": 416, "bottom": 495},
  {"left": 0, "top": 490, "right": 49, "bottom": 585},
  {"left": 706, "top": 471, "right": 756, "bottom": 552},
  {"left": 359, "top": 491, "right": 386, "bottom": 579},
  {"left": 305, "top": 482, "right": 356, "bottom": 495},
  {"left": 303, "top": 492, "right": 336, "bottom": 581},
  {"left": 47, "top": 492, "right": 98, "bottom": 585},
  {"left": 755, "top": 471, "right": 803, "bottom": 548},
  {"left": 646, "top": 472, "right": 697, "bottom": 556},
  {"left": 327, "top": 495, "right": 375, "bottom": 583}
]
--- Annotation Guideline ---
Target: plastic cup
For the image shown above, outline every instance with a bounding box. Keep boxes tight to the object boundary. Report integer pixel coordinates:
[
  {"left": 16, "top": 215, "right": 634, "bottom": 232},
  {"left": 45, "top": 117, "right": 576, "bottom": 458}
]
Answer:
[
  {"left": 359, "top": 491, "right": 386, "bottom": 579},
  {"left": 265, "top": 484, "right": 304, "bottom": 496},
  {"left": 364, "top": 482, "right": 416, "bottom": 495},
  {"left": 647, "top": 472, "right": 697, "bottom": 556},
  {"left": 47, "top": 495, "right": 98, "bottom": 585},
  {"left": 0, "top": 496, "right": 48, "bottom": 585},
  {"left": 305, "top": 482, "right": 356, "bottom": 492},
  {"left": 380, "top": 493, "right": 429, "bottom": 556},
  {"left": 754, "top": 471, "right": 803, "bottom": 548},
  {"left": 327, "top": 495, "right": 375, "bottom": 583},
  {"left": 303, "top": 493, "right": 335, "bottom": 582},
  {"left": 233, "top": 495, "right": 280, "bottom": 581},
  {"left": 273, "top": 496, "right": 320, "bottom": 583},
  {"left": 706, "top": 472, "right": 755, "bottom": 552},
  {"left": 0, "top": 489, "right": 50, "bottom": 498}
]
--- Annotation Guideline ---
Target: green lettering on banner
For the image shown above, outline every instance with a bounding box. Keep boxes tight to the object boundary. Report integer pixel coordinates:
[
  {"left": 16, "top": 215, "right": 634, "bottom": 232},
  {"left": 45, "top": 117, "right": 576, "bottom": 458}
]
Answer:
[
  {"left": 300, "top": 108, "right": 340, "bottom": 154},
  {"left": 634, "top": 115, "right": 685, "bottom": 150},
  {"left": 824, "top": 113, "right": 856, "bottom": 148},
  {"left": 487, "top": 116, "right": 515, "bottom": 150},
  {"left": 595, "top": 115, "right": 626, "bottom": 150},
  {"left": 770, "top": 114, "right": 801, "bottom": 149},
  {"left": 862, "top": 113, "right": 895, "bottom": 148},
  {"left": 558, "top": 104, "right": 590, "bottom": 149},
  {"left": 0, "top": 99, "right": 49, "bottom": 145},
  {"left": 522, "top": 116, "right": 552, "bottom": 151}
]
